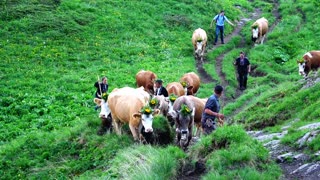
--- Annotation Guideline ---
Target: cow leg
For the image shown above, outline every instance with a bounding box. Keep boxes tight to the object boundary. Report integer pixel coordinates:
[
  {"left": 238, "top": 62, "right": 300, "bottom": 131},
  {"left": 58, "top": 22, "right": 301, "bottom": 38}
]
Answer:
[
  {"left": 112, "top": 118, "right": 122, "bottom": 135},
  {"left": 194, "top": 123, "right": 201, "bottom": 138},
  {"left": 261, "top": 35, "right": 266, "bottom": 44},
  {"left": 129, "top": 123, "right": 139, "bottom": 141}
]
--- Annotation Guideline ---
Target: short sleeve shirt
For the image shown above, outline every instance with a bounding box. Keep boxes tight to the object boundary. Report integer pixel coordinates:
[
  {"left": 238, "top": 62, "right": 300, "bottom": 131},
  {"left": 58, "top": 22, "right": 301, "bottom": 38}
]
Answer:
[
  {"left": 214, "top": 15, "right": 229, "bottom": 26},
  {"left": 202, "top": 94, "right": 220, "bottom": 120},
  {"left": 235, "top": 57, "right": 250, "bottom": 73}
]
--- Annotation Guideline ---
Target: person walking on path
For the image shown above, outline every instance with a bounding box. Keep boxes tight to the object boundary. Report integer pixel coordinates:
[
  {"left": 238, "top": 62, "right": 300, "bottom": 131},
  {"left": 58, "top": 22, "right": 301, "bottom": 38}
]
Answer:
[
  {"left": 210, "top": 10, "right": 235, "bottom": 45},
  {"left": 201, "top": 85, "right": 224, "bottom": 135},
  {"left": 234, "top": 52, "right": 251, "bottom": 90}
]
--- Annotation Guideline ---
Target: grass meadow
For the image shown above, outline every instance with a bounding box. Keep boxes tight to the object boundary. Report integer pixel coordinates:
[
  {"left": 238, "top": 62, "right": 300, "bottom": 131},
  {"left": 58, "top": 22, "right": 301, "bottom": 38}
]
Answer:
[{"left": 1, "top": 0, "right": 320, "bottom": 179}]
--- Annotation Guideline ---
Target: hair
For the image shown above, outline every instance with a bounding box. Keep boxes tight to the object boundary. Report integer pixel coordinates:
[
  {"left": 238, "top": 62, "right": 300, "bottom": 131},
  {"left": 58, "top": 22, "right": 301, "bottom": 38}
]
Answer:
[
  {"left": 102, "top": 76, "right": 107, "bottom": 81},
  {"left": 155, "top": 79, "right": 163, "bottom": 84},
  {"left": 214, "top": 85, "right": 224, "bottom": 94},
  {"left": 220, "top": 10, "right": 224, "bottom": 13},
  {"left": 240, "top": 51, "right": 244, "bottom": 55}
]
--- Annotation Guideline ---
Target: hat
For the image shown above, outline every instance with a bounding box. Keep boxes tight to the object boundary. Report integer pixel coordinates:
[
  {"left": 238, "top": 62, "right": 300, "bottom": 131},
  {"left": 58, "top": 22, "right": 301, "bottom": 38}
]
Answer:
[{"left": 155, "top": 79, "right": 163, "bottom": 84}]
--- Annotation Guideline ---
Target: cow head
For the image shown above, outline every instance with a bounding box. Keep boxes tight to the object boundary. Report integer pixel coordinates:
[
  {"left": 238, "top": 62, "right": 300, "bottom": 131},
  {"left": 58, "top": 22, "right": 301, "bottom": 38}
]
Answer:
[
  {"left": 297, "top": 59, "right": 309, "bottom": 78},
  {"left": 181, "top": 81, "right": 191, "bottom": 95},
  {"left": 251, "top": 26, "right": 259, "bottom": 42},
  {"left": 133, "top": 106, "right": 160, "bottom": 133},
  {"left": 195, "top": 41, "right": 204, "bottom": 56},
  {"left": 166, "top": 94, "right": 177, "bottom": 126},
  {"left": 168, "top": 105, "right": 195, "bottom": 147},
  {"left": 99, "top": 99, "right": 111, "bottom": 118}
]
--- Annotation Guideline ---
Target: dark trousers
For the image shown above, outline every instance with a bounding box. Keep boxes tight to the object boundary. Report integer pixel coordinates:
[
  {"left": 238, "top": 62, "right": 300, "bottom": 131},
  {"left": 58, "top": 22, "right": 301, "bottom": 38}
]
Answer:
[
  {"left": 215, "top": 25, "right": 224, "bottom": 44},
  {"left": 201, "top": 118, "right": 216, "bottom": 135},
  {"left": 238, "top": 72, "right": 248, "bottom": 88}
]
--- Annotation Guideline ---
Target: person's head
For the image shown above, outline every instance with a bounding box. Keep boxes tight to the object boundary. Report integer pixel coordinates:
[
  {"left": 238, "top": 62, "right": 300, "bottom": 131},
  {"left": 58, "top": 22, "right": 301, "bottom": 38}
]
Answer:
[
  {"left": 155, "top": 79, "right": 163, "bottom": 88},
  {"left": 102, "top": 77, "right": 108, "bottom": 84},
  {"left": 220, "top": 10, "right": 225, "bottom": 15},
  {"left": 214, "top": 85, "right": 224, "bottom": 97},
  {"left": 240, "top": 51, "right": 245, "bottom": 59}
]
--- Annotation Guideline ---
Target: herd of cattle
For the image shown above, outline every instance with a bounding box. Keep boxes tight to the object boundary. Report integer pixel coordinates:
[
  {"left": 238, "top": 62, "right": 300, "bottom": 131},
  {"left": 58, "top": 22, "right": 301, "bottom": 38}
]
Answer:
[
  {"left": 97, "top": 70, "right": 205, "bottom": 148},
  {"left": 192, "top": 16, "right": 320, "bottom": 78},
  {"left": 95, "top": 16, "right": 320, "bottom": 148}
]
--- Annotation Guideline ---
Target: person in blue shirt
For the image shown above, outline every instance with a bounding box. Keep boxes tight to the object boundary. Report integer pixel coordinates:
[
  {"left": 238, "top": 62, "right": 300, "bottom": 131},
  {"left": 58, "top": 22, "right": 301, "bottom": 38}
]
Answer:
[
  {"left": 210, "top": 10, "right": 235, "bottom": 45},
  {"left": 201, "top": 85, "right": 224, "bottom": 135}
]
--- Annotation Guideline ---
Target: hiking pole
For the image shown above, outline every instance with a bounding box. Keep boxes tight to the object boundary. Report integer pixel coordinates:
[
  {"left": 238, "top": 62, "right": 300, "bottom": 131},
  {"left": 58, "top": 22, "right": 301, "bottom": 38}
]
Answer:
[{"left": 97, "top": 75, "right": 102, "bottom": 98}]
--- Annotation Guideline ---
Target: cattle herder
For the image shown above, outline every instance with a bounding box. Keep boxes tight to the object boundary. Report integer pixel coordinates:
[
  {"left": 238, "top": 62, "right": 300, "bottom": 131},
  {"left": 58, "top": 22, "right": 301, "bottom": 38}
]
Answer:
[
  {"left": 201, "top": 85, "right": 225, "bottom": 135},
  {"left": 234, "top": 52, "right": 251, "bottom": 90},
  {"left": 94, "top": 76, "right": 109, "bottom": 110},
  {"left": 210, "top": 10, "right": 235, "bottom": 45}
]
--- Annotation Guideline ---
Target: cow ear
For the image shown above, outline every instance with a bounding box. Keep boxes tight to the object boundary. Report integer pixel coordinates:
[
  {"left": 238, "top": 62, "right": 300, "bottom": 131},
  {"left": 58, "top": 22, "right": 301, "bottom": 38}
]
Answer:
[
  {"left": 153, "top": 109, "right": 160, "bottom": 115},
  {"left": 133, "top": 113, "right": 141, "bottom": 119},
  {"left": 169, "top": 110, "right": 178, "bottom": 119}
]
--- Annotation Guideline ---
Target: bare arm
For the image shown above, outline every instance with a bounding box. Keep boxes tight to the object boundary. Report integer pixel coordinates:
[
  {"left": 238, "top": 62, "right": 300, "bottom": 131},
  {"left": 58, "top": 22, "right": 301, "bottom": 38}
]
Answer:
[
  {"left": 204, "top": 108, "right": 224, "bottom": 119},
  {"left": 226, "top": 19, "right": 235, "bottom": 26},
  {"left": 248, "top": 64, "right": 251, "bottom": 73},
  {"left": 210, "top": 18, "right": 215, "bottom": 28}
]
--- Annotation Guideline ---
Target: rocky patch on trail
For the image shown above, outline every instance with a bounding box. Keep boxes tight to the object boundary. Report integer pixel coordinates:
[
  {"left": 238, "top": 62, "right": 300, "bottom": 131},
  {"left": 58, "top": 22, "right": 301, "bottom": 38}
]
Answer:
[{"left": 248, "top": 122, "right": 320, "bottom": 180}]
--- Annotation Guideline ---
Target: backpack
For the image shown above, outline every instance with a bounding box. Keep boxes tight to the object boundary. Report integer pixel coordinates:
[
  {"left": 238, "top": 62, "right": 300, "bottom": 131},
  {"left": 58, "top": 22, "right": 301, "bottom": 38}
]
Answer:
[{"left": 216, "top": 15, "right": 225, "bottom": 23}]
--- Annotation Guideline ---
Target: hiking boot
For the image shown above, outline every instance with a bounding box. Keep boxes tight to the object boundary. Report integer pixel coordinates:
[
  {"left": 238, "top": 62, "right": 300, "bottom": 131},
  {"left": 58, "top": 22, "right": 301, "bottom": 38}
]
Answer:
[
  {"left": 222, "top": 42, "right": 225, "bottom": 44},
  {"left": 213, "top": 43, "right": 217, "bottom": 45}
]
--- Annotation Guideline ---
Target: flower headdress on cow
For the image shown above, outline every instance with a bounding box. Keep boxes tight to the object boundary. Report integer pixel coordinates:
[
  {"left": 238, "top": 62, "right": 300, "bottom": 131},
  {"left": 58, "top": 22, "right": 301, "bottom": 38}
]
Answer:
[
  {"left": 180, "top": 81, "right": 188, "bottom": 88},
  {"left": 102, "top": 93, "right": 108, "bottom": 101},
  {"left": 180, "top": 104, "right": 192, "bottom": 116},
  {"left": 140, "top": 105, "right": 154, "bottom": 115},
  {"left": 149, "top": 98, "right": 159, "bottom": 108},
  {"left": 297, "top": 59, "right": 305, "bottom": 63},
  {"left": 169, "top": 94, "right": 177, "bottom": 103},
  {"left": 251, "top": 24, "right": 259, "bottom": 29},
  {"left": 196, "top": 37, "right": 203, "bottom": 42}
]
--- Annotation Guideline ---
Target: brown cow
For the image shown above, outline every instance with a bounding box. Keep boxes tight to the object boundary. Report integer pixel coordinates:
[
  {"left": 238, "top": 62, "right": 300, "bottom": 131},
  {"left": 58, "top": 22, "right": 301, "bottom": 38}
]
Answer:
[
  {"left": 298, "top": 50, "right": 320, "bottom": 78},
  {"left": 251, "top": 17, "right": 268, "bottom": 45},
  {"left": 192, "top": 28, "right": 207, "bottom": 62},
  {"left": 180, "top": 72, "right": 201, "bottom": 95},
  {"left": 108, "top": 87, "right": 159, "bottom": 141},
  {"left": 188, "top": 96, "right": 207, "bottom": 138},
  {"left": 166, "top": 82, "right": 186, "bottom": 97},
  {"left": 136, "top": 70, "right": 157, "bottom": 95}
]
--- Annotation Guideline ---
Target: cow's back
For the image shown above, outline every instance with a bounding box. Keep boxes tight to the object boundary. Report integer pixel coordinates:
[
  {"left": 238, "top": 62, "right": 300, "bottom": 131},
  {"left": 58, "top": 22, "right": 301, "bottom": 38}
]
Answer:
[
  {"left": 166, "top": 82, "right": 185, "bottom": 96},
  {"left": 108, "top": 87, "right": 148, "bottom": 126},
  {"left": 188, "top": 96, "right": 205, "bottom": 125},
  {"left": 255, "top": 17, "right": 268, "bottom": 36},
  {"left": 180, "top": 72, "right": 201, "bottom": 95},
  {"left": 136, "top": 70, "right": 157, "bottom": 94},
  {"left": 192, "top": 28, "right": 207, "bottom": 45}
]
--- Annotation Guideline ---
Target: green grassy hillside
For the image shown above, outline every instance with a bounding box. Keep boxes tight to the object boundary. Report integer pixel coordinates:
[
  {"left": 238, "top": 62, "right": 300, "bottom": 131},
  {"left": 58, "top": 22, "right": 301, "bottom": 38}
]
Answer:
[{"left": 0, "top": 0, "right": 319, "bottom": 179}]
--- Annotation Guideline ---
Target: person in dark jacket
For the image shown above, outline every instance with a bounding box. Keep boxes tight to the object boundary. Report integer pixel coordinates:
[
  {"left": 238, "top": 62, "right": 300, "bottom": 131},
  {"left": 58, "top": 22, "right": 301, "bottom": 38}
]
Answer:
[
  {"left": 94, "top": 77, "right": 108, "bottom": 110},
  {"left": 94, "top": 77, "right": 108, "bottom": 98},
  {"left": 201, "top": 85, "right": 224, "bottom": 135},
  {"left": 154, "top": 79, "right": 168, "bottom": 97},
  {"left": 234, "top": 52, "right": 251, "bottom": 90}
]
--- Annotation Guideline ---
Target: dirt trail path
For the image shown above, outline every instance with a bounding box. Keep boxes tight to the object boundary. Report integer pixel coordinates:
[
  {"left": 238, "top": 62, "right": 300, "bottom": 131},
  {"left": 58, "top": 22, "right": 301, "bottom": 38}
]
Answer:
[
  {"left": 180, "top": 1, "right": 291, "bottom": 179},
  {"left": 180, "top": 7, "right": 264, "bottom": 180}
]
